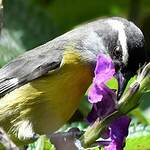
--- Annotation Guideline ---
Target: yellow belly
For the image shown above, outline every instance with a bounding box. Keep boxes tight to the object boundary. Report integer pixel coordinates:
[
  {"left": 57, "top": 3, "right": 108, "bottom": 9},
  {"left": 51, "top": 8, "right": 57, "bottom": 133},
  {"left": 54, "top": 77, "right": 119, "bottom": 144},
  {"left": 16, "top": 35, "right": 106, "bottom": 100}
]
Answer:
[{"left": 0, "top": 50, "right": 93, "bottom": 136}]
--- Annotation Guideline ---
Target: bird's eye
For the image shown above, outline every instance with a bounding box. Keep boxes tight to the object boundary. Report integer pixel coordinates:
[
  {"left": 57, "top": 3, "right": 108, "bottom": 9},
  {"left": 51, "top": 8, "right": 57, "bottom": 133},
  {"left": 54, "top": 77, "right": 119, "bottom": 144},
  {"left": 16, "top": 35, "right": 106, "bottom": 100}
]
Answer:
[
  {"left": 113, "top": 46, "right": 120, "bottom": 55},
  {"left": 112, "top": 46, "right": 122, "bottom": 58}
]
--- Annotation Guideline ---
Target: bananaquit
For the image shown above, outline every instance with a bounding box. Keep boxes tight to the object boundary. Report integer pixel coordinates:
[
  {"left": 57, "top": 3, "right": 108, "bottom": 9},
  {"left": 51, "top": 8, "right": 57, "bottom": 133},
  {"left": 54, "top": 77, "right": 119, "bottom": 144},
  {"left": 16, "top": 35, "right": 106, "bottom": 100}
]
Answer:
[{"left": 0, "top": 17, "right": 145, "bottom": 145}]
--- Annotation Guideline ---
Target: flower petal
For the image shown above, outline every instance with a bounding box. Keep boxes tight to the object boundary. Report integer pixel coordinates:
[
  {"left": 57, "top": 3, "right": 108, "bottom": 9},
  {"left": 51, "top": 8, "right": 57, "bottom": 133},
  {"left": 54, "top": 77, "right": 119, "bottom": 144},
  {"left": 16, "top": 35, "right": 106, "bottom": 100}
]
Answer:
[
  {"left": 104, "top": 116, "right": 131, "bottom": 150},
  {"left": 94, "top": 54, "right": 115, "bottom": 85},
  {"left": 88, "top": 54, "right": 116, "bottom": 104},
  {"left": 87, "top": 84, "right": 117, "bottom": 122},
  {"left": 88, "top": 84, "right": 103, "bottom": 103},
  {"left": 87, "top": 54, "right": 117, "bottom": 121}
]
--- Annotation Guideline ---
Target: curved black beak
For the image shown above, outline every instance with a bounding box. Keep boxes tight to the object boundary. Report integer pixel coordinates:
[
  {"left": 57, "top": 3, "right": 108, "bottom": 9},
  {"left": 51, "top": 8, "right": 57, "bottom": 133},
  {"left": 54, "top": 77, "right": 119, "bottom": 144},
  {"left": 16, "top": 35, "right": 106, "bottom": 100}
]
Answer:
[{"left": 115, "top": 71, "right": 133, "bottom": 100}]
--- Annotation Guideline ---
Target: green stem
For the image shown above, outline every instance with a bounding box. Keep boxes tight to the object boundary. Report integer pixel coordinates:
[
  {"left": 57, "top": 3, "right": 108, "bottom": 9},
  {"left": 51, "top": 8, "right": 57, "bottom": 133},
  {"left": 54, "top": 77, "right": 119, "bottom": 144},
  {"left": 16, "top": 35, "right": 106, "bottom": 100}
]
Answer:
[
  {"left": 80, "top": 111, "right": 122, "bottom": 147},
  {"left": 80, "top": 63, "right": 150, "bottom": 148}
]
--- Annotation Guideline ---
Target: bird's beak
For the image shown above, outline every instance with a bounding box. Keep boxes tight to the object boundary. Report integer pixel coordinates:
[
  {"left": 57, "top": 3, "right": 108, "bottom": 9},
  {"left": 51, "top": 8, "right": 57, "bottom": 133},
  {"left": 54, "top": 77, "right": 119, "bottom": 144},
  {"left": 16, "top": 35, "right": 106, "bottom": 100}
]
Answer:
[{"left": 115, "top": 71, "right": 133, "bottom": 100}]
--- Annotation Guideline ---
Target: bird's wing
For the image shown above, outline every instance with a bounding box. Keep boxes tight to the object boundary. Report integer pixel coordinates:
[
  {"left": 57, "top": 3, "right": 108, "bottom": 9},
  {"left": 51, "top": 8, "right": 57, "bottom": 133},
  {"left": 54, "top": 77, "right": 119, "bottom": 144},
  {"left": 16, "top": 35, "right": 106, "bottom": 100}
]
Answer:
[{"left": 0, "top": 42, "right": 64, "bottom": 97}]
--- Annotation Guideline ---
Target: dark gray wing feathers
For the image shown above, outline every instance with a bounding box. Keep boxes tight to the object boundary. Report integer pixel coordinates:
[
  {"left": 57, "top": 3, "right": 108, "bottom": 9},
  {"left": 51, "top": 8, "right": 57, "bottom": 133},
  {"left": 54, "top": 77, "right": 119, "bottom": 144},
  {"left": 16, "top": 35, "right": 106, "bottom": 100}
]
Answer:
[
  {"left": 0, "top": 42, "right": 64, "bottom": 97},
  {"left": 0, "top": 78, "right": 19, "bottom": 95}
]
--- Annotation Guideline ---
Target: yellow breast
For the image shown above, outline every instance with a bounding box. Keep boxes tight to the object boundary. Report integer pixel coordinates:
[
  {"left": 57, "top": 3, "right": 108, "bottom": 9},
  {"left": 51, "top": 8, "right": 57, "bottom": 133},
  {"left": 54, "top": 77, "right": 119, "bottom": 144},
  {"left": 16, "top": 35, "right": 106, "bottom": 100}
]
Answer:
[{"left": 0, "top": 49, "right": 93, "bottom": 136}]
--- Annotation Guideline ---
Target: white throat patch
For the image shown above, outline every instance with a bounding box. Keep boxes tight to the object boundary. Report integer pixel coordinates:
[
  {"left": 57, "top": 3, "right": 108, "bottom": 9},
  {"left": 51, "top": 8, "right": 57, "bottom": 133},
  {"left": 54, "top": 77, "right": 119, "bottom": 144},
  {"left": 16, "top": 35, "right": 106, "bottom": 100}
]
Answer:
[{"left": 107, "top": 20, "right": 128, "bottom": 64}]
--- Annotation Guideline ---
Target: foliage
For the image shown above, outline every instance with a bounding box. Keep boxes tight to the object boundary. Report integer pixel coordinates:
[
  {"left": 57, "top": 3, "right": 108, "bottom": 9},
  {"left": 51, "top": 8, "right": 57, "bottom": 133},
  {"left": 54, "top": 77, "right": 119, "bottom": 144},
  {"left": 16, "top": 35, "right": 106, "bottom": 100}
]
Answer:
[
  {"left": 28, "top": 136, "right": 56, "bottom": 150},
  {"left": 125, "top": 124, "right": 150, "bottom": 150}
]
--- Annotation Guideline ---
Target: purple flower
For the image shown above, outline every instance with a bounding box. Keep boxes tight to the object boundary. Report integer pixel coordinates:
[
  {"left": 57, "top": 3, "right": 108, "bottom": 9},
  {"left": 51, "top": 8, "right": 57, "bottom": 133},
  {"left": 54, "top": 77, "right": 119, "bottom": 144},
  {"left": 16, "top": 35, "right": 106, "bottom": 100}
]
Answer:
[
  {"left": 87, "top": 84, "right": 117, "bottom": 122},
  {"left": 88, "top": 54, "right": 115, "bottom": 103},
  {"left": 104, "top": 116, "right": 131, "bottom": 150},
  {"left": 88, "top": 54, "right": 117, "bottom": 121},
  {"left": 87, "top": 54, "right": 131, "bottom": 150}
]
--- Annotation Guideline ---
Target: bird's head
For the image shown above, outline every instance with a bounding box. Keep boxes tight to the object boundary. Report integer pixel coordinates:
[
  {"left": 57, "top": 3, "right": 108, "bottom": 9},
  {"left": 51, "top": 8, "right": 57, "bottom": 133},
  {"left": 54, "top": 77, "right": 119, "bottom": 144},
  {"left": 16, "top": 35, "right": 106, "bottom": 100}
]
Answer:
[{"left": 93, "top": 17, "right": 146, "bottom": 97}]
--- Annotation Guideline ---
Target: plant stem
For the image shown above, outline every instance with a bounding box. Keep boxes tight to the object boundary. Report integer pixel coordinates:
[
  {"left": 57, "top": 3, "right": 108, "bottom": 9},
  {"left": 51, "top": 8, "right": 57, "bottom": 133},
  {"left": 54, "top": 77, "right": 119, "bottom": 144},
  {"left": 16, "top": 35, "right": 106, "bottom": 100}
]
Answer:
[{"left": 80, "top": 63, "right": 150, "bottom": 148}]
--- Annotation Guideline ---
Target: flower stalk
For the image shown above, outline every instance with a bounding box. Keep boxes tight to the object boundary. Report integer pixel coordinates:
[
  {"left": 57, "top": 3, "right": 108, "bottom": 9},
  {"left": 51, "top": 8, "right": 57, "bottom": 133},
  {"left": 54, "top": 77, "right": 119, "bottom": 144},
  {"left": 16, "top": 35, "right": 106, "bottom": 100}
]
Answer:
[
  {"left": 80, "top": 111, "right": 122, "bottom": 147},
  {"left": 80, "top": 62, "right": 150, "bottom": 148}
]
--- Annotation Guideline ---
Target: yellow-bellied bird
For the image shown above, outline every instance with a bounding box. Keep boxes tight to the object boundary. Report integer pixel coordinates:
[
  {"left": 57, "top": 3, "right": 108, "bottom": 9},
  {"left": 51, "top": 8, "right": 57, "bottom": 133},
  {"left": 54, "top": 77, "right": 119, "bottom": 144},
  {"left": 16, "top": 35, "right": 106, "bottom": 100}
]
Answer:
[{"left": 0, "top": 17, "right": 146, "bottom": 145}]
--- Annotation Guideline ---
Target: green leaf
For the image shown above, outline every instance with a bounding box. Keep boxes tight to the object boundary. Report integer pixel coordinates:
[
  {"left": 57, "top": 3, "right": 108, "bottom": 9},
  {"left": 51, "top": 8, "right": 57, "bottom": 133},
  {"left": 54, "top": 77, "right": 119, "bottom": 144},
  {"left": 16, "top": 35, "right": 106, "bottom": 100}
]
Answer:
[
  {"left": 106, "top": 77, "right": 118, "bottom": 90},
  {"left": 131, "top": 108, "right": 149, "bottom": 125},
  {"left": 139, "top": 92, "right": 150, "bottom": 124},
  {"left": 27, "top": 135, "right": 56, "bottom": 150},
  {"left": 125, "top": 124, "right": 150, "bottom": 150}
]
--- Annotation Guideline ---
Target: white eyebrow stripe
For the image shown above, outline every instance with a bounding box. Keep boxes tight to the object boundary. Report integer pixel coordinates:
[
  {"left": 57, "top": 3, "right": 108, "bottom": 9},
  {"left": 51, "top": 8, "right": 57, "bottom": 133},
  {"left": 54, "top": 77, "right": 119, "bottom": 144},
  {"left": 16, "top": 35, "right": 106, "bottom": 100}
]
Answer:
[{"left": 107, "top": 20, "right": 128, "bottom": 64}]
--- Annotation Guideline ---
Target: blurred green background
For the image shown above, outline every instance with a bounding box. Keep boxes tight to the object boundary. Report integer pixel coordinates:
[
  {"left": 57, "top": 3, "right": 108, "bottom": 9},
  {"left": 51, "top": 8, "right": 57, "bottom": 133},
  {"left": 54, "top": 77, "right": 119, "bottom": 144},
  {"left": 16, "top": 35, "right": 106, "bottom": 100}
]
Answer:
[
  {"left": 1, "top": 0, "right": 150, "bottom": 65},
  {"left": 0, "top": 0, "right": 150, "bottom": 149},
  {"left": 0, "top": 0, "right": 150, "bottom": 126}
]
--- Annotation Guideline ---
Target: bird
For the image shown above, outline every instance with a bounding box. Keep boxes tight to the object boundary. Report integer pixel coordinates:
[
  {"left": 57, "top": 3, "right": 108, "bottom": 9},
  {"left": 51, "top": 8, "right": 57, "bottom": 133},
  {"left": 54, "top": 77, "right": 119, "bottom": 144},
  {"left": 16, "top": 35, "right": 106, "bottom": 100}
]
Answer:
[{"left": 0, "top": 17, "right": 145, "bottom": 145}]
